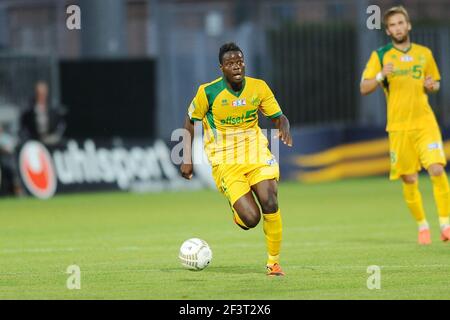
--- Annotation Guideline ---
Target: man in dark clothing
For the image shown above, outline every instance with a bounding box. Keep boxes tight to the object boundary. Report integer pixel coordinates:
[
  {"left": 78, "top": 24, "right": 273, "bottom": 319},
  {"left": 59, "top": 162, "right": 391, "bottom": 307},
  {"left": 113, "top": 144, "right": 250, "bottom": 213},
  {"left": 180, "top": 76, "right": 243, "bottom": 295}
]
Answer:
[{"left": 20, "top": 81, "right": 66, "bottom": 145}]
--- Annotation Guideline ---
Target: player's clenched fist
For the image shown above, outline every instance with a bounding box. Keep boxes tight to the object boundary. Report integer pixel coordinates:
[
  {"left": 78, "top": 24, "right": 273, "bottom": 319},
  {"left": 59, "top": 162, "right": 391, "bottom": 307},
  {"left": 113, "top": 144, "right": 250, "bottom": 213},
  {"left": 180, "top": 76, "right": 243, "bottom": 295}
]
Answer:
[
  {"left": 382, "top": 63, "right": 394, "bottom": 77},
  {"left": 180, "top": 163, "right": 193, "bottom": 180},
  {"left": 375, "top": 63, "right": 394, "bottom": 83},
  {"left": 424, "top": 75, "right": 437, "bottom": 92}
]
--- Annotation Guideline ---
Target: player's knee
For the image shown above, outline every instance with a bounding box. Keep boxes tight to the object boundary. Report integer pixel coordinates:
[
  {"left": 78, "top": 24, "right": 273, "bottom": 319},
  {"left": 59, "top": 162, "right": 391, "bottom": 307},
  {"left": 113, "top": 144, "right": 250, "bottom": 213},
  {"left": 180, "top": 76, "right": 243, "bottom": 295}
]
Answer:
[
  {"left": 240, "top": 208, "right": 261, "bottom": 228},
  {"left": 260, "top": 192, "right": 278, "bottom": 214},
  {"left": 401, "top": 174, "right": 418, "bottom": 184},
  {"left": 261, "top": 197, "right": 278, "bottom": 214},
  {"left": 233, "top": 196, "right": 261, "bottom": 229},
  {"left": 428, "top": 164, "right": 444, "bottom": 177}
]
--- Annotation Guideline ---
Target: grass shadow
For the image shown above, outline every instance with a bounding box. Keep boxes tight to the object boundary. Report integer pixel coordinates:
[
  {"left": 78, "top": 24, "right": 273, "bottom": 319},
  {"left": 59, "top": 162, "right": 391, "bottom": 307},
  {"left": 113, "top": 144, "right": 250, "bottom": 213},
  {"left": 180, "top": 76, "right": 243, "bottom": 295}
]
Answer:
[
  {"left": 160, "top": 265, "right": 262, "bottom": 275},
  {"left": 204, "top": 265, "right": 262, "bottom": 275}
]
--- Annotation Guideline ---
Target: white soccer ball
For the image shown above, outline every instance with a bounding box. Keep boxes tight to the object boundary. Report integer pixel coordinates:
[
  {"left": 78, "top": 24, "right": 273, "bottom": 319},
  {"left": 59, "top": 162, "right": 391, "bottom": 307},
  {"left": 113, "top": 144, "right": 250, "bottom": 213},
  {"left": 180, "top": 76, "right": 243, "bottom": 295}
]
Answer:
[{"left": 179, "top": 238, "right": 212, "bottom": 271}]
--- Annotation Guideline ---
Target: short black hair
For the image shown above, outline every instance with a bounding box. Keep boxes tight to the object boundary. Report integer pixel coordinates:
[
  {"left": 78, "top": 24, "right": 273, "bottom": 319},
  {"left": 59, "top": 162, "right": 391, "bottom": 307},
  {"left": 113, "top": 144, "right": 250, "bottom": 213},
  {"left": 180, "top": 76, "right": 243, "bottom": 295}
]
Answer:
[{"left": 219, "top": 42, "right": 243, "bottom": 64}]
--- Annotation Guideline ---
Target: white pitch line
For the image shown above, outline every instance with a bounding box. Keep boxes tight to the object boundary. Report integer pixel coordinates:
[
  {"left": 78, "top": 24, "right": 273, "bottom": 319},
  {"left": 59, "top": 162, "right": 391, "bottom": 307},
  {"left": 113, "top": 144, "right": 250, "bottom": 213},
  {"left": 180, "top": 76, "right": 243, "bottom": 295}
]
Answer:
[
  {"left": 0, "top": 247, "right": 79, "bottom": 254},
  {"left": 288, "top": 264, "right": 450, "bottom": 269}
]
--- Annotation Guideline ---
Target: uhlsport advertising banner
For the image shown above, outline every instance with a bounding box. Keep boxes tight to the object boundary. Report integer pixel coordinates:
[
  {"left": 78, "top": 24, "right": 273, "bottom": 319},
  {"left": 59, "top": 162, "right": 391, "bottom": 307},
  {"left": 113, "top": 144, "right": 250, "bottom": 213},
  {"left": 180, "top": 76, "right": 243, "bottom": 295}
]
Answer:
[{"left": 17, "top": 139, "right": 207, "bottom": 199}]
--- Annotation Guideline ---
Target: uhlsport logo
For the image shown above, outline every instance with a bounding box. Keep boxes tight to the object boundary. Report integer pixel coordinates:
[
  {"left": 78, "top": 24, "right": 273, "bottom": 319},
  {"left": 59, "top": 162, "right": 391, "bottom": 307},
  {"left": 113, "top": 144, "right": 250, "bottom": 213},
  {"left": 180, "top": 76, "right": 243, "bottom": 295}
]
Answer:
[{"left": 19, "top": 141, "right": 57, "bottom": 199}]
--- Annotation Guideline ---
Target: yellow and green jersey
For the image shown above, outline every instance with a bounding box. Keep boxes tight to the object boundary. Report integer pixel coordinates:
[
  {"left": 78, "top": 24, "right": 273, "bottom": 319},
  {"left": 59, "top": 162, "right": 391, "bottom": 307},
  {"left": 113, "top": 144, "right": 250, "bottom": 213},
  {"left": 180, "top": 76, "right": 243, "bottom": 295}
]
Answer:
[
  {"left": 187, "top": 76, "right": 282, "bottom": 166},
  {"left": 362, "top": 43, "right": 441, "bottom": 132}
]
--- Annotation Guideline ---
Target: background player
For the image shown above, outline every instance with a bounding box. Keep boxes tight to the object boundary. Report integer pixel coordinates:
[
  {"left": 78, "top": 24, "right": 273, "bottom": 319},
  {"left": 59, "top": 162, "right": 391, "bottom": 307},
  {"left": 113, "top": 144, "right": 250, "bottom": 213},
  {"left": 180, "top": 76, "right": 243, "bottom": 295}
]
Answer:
[
  {"left": 360, "top": 6, "right": 450, "bottom": 245},
  {"left": 180, "top": 42, "right": 292, "bottom": 275}
]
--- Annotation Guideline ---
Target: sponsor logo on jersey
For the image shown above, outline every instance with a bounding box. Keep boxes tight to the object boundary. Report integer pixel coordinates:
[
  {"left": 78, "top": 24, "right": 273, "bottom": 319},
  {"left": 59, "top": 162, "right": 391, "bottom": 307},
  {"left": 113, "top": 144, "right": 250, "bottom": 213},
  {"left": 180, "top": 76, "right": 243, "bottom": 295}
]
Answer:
[
  {"left": 389, "top": 151, "right": 397, "bottom": 164},
  {"left": 400, "top": 55, "right": 413, "bottom": 62},
  {"left": 251, "top": 95, "right": 261, "bottom": 106},
  {"left": 418, "top": 55, "right": 426, "bottom": 64},
  {"left": 220, "top": 109, "right": 257, "bottom": 125},
  {"left": 267, "top": 157, "right": 277, "bottom": 166},
  {"left": 232, "top": 99, "right": 246, "bottom": 107},
  {"left": 428, "top": 142, "right": 443, "bottom": 150},
  {"left": 392, "top": 65, "right": 422, "bottom": 78}
]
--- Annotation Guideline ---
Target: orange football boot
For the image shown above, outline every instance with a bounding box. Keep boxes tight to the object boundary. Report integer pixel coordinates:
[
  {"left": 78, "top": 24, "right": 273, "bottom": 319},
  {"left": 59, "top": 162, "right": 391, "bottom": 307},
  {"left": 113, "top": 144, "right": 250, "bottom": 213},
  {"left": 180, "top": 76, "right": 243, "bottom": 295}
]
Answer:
[
  {"left": 266, "top": 263, "right": 285, "bottom": 276},
  {"left": 418, "top": 228, "right": 431, "bottom": 245},
  {"left": 440, "top": 225, "right": 450, "bottom": 242}
]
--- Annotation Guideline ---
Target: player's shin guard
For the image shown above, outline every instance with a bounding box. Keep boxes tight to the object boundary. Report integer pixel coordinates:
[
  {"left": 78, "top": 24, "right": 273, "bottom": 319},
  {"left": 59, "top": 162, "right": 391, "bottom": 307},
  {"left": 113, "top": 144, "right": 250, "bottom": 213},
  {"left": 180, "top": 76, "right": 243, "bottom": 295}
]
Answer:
[
  {"left": 402, "top": 181, "right": 428, "bottom": 228},
  {"left": 263, "top": 209, "right": 282, "bottom": 265},
  {"left": 430, "top": 172, "right": 450, "bottom": 228}
]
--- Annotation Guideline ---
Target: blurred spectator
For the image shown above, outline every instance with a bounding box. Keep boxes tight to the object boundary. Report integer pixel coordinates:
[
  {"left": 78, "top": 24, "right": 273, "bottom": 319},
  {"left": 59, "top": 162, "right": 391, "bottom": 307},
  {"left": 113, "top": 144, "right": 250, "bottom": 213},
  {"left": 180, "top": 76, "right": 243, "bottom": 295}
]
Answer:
[
  {"left": 20, "top": 81, "right": 66, "bottom": 145},
  {"left": 0, "top": 124, "right": 23, "bottom": 196}
]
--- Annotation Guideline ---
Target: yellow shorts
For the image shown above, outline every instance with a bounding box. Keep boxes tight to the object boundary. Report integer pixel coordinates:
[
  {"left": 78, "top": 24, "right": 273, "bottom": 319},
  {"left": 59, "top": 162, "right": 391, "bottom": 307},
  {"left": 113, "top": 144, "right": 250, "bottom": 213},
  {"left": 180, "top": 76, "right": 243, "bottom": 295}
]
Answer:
[
  {"left": 389, "top": 126, "right": 447, "bottom": 180},
  {"left": 211, "top": 152, "right": 280, "bottom": 206}
]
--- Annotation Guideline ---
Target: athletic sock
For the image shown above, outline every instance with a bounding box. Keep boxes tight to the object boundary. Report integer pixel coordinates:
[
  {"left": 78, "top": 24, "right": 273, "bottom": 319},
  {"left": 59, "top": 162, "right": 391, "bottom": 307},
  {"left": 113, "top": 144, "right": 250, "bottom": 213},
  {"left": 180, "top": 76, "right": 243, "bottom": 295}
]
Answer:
[
  {"left": 430, "top": 173, "right": 450, "bottom": 230},
  {"left": 403, "top": 181, "right": 428, "bottom": 228},
  {"left": 263, "top": 209, "right": 282, "bottom": 265}
]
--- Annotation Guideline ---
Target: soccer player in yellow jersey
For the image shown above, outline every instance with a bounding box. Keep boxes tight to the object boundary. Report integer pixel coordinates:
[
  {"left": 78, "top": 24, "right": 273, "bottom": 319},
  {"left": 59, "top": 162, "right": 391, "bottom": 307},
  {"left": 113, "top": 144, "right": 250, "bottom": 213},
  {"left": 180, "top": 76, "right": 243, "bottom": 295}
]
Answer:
[
  {"left": 180, "top": 42, "right": 292, "bottom": 275},
  {"left": 361, "top": 6, "right": 450, "bottom": 245}
]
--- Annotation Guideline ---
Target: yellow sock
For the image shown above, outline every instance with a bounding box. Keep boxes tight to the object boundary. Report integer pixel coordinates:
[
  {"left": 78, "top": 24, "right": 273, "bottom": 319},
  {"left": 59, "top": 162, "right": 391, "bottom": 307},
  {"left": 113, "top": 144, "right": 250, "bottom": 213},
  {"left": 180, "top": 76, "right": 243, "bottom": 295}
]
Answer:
[
  {"left": 263, "top": 209, "right": 282, "bottom": 265},
  {"left": 430, "top": 173, "right": 450, "bottom": 228},
  {"left": 402, "top": 181, "right": 428, "bottom": 228}
]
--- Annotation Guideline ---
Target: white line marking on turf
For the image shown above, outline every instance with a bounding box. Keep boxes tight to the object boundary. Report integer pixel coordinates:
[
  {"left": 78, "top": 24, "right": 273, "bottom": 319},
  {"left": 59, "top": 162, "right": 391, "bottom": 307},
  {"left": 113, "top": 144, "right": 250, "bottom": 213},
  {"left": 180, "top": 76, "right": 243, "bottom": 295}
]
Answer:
[
  {"left": 0, "top": 247, "right": 79, "bottom": 254},
  {"left": 288, "top": 264, "right": 449, "bottom": 269},
  {"left": 0, "top": 246, "right": 145, "bottom": 254}
]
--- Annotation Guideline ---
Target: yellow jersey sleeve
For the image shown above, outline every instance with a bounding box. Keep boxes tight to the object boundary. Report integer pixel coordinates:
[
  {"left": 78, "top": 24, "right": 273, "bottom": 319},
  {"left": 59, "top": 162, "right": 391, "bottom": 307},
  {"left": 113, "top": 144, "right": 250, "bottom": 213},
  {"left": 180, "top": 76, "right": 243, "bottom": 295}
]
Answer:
[
  {"left": 259, "top": 80, "right": 282, "bottom": 119},
  {"left": 362, "top": 51, "right": 381, "bottom": 80},
  {"left": 187, "top": 85, "right": 209, "bottom": 121},
  {"left": 425, "top": 49, "right": 441, "bottom": 81}
]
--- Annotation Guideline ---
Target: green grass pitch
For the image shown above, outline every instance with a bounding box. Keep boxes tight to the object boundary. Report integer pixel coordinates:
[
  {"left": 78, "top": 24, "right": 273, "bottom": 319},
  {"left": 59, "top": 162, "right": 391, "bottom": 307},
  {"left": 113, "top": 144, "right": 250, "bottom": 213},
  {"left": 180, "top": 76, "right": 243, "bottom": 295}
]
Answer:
[{"left": 1, "top": 176, "right": 450, "bottom": 299}]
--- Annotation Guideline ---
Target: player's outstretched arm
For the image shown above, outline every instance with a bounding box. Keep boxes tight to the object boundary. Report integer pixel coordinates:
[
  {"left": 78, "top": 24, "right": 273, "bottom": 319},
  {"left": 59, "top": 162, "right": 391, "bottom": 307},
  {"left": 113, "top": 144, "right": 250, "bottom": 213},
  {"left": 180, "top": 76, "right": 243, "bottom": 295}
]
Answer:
[
  {"left": 360, "top": 63, "right": 394, "bottom": 95},
  {"left": 272, "top": 114, "right": 293, "bottom": 147},
  {"left": 180, "top": 115, "right": 194, "bottom": 180}
]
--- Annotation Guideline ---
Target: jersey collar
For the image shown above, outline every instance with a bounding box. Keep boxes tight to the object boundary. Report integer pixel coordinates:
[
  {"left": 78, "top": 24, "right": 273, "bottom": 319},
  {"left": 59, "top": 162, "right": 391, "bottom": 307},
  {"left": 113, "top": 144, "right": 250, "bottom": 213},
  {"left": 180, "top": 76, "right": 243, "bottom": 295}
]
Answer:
[
  {"left": 222, "top": 77, "right": 246, "bottom": 97},
  {"left": 392, "top": 42, "right": 412, "bottom": 54}
]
